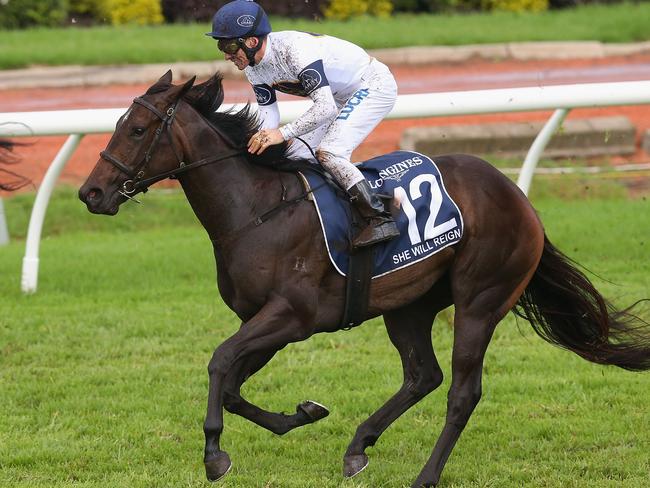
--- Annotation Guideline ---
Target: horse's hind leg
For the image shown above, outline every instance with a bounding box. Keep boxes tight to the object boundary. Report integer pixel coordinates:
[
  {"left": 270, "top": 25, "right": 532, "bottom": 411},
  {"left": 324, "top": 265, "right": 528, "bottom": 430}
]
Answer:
[
  {"left": 410, "top": 305, "right": 497, "bottom": 488},
  {"left": 343, "top": 287, "right": 450, "bottom": 478},
  {"left": 411, "top": 271, "right": 538, "bottom": 486},
  {"left": 222, "top": 351, "right": 329, "bottom": 435}
]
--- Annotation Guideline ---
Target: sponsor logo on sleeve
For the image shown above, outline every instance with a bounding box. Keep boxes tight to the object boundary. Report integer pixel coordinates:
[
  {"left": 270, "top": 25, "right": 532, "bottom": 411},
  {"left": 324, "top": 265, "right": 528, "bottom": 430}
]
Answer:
[
  {"left": 253, "top": 84, "right": 276, "bottom": 106},
  {"left": 298, "top": 60, "right": 329, "bottom": 95},
  {"left": 299, "top": 69, "right": 322, "bottom": 93}
]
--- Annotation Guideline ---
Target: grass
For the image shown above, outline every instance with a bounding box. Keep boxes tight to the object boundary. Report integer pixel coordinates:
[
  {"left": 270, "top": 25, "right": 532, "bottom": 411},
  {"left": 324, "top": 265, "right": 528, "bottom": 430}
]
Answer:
[
  {"left": 0, "top": 2, "right": 649, "bottom": 69},
  {"left": 1, "top": 176, "right": 649, "bottom": 487}
]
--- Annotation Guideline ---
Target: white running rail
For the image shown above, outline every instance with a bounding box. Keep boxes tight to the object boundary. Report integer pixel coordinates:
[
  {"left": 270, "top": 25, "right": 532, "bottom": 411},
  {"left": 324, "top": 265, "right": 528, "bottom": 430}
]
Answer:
[{"left": 1, "top": 80, "right": 650, "bottom": 292}]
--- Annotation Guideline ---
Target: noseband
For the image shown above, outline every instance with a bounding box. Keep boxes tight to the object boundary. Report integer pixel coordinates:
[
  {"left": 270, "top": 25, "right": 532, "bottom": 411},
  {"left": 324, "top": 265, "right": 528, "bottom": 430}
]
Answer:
[{"left": 100, "top": 96, "right": 242, "bottom": 199}]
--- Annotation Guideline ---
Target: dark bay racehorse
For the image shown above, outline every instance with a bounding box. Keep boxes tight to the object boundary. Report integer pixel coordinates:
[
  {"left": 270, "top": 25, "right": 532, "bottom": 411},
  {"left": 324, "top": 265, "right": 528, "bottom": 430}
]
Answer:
[{"left": 79, "top": 71, "right": 650, "bottom": 487}]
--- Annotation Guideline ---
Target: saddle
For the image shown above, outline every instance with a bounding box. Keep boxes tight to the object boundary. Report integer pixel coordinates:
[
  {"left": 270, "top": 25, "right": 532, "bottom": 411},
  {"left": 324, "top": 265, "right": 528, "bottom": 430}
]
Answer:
[
  {"left": 274, "top": 151, "right": 464, "bottom": 330},
  {"left": 270, "top": 159, "right": 381, "bottom": 329}
]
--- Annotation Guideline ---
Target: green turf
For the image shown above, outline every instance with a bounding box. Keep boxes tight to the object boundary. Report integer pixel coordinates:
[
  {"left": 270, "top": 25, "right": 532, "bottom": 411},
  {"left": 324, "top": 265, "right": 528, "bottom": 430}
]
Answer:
[
  {"left": 1, "top": 179, "right": 649, "bottom": 487},
  {"left": 1, "top": 2, "right": 649, "bottom": 69}
]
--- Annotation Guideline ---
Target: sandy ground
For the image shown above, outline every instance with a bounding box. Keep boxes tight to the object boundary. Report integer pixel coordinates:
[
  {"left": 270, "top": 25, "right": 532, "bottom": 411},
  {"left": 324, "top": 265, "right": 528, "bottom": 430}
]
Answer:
[{"left": 1, "top": 54, "right": 649, "bottom": 192}]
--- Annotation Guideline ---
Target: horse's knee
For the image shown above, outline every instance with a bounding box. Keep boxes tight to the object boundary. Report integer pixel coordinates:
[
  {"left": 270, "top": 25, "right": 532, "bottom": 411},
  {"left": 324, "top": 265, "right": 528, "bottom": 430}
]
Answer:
[{"left": 207, "top": 347, "right": 235, "bottom": 377}]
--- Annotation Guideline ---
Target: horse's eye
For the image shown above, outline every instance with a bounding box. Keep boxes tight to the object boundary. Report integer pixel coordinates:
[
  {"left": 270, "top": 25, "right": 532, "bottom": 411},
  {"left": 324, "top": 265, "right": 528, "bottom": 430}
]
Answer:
[{"left": 131, "top": 127, "right": 146, "bottom": 138}]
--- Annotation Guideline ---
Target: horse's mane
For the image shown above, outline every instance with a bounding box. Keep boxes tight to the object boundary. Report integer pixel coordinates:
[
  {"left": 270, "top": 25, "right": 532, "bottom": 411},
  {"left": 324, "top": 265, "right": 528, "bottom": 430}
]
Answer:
[
  {"left": 143, "top": 71, "right": 319, "bottom": 173},
  {"left": 0, "top": 139, "right": 31, "bottom": 191},
  {"left": 148, "top": 72, "right": 289, "bottom": 167},
  {"left": 199, "top": 103, "right": 292, "bottom": 167}
]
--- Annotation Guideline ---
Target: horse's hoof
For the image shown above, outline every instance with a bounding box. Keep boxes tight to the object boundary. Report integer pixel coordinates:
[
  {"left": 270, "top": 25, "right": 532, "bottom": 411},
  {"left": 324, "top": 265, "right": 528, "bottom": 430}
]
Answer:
[
  {"left": 204, "top": 451, "right": 232, "bottom": 482},
  {"left": 343, "top": 453, "right": 369, "bottom": 478},
  {"left": 411, "top": 477, "right": 438, "bottom": 487},
  {"left": 298, "top": 400, "right": 329, "bottom": 422}
]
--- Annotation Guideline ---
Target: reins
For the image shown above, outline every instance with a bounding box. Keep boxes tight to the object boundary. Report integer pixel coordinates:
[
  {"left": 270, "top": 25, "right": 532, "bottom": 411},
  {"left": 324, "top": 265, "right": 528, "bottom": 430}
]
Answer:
[{"left": 101, "top": 94, "right": 328, "bottom": 241}]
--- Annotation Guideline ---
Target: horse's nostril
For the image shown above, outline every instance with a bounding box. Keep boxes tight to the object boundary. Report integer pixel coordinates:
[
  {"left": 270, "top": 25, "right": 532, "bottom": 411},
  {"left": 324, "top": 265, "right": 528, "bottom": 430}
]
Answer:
[
  {"left": 87, "top": 188, "right": 103, "bottom": 202},
  {"left": 80, "top": 186, "right": 103, "bottom": 205}
]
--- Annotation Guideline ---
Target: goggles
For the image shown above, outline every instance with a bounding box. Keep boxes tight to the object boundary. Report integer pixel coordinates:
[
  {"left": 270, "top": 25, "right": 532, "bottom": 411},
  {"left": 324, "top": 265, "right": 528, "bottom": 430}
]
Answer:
[{"left": 217, "top": 38, "right": 242, "bottom": 55}]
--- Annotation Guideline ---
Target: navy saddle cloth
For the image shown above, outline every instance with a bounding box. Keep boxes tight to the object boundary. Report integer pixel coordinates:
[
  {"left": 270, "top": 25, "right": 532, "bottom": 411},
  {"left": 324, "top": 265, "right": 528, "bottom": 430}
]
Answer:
[{"left": 302, "top": 150, "right": 464, "bottom": 278}]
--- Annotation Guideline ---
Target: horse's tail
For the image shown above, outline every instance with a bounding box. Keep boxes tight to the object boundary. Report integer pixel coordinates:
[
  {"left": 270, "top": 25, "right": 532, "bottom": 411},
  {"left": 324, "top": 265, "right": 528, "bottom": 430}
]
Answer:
[{"left": 514, "top": 235, "right": 650, "bottom": 371}]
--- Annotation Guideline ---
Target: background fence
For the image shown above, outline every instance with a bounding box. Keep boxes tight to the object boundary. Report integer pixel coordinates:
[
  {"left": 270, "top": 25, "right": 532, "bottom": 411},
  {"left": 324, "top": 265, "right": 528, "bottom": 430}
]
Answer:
[{"left": 1, "top": 79, "right": 650, "bottom": 292}]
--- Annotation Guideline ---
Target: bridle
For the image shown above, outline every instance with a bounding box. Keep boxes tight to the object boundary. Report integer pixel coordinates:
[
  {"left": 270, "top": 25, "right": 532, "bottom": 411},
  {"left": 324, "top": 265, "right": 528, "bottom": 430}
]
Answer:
[
  {"left": 99, "top": 92, "right": 326, "bottom": 242},
  {"left": 100, "top": 96, "right": 241, "bottom": 201}
]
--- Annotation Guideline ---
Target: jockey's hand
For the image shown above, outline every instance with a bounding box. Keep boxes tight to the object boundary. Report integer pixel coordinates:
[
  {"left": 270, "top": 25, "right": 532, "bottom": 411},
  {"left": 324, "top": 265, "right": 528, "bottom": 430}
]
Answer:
[{"left": 247, "top": 129, "right": 284, "bottom": 155}]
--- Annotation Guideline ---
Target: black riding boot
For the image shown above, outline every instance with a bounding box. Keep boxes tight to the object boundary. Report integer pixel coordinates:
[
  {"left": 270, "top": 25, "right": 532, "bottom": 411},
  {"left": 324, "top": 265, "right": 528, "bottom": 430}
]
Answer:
[{"left": 348, "top": 180, "right": 400, "bottom": 248}]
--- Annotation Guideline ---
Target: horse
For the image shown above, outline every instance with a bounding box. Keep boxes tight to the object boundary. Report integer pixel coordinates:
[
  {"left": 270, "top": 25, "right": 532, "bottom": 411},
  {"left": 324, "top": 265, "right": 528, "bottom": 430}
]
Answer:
[
  {"left": 79, "top": 71, "right": 650, "bottom": 487},
  {"left": 0, "top": 138, "right": 29, "bottom": 191}
]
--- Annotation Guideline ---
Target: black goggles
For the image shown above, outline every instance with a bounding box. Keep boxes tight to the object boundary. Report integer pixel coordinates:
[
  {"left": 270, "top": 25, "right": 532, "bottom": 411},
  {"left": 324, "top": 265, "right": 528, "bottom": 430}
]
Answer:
[{"left": 216, "top": 38, "right": 242, "bottom": 55}]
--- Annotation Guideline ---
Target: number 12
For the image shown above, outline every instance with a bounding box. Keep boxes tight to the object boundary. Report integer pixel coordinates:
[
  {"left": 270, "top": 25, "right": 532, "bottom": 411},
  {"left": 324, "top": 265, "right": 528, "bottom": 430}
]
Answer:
[{"left": 393, "top": 174, "right": 458, "bottom": 246}]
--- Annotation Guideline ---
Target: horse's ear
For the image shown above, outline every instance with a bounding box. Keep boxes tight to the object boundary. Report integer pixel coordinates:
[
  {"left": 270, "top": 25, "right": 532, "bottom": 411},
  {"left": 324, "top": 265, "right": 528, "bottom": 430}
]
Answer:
[
  {"left": 146, "top": 70, "right": 174, "bottom": 94},
  {"left": 185, "top": 73, "right": 225, "bottom": 110},
  {"left": 179, "top": 75, "right": 197, "bottom": 98},
  {"left": 160, "top": 69, "right": 173, "bottom": 85}
]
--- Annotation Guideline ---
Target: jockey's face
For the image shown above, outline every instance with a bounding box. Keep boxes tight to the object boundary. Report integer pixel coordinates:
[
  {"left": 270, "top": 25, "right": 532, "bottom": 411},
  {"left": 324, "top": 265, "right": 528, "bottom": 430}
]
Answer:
[
  {"left": 220, "top": 37, "right": 261, "bottom": 71},
  {"left": 225, "top": 48, "right": 248, "bottom": 70}
]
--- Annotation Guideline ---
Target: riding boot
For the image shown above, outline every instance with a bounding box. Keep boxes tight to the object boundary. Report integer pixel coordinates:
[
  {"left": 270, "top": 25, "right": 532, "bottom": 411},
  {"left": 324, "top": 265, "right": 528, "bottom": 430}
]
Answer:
[{"left": 348, "top": 180, "right": 400, "bottom": 248}]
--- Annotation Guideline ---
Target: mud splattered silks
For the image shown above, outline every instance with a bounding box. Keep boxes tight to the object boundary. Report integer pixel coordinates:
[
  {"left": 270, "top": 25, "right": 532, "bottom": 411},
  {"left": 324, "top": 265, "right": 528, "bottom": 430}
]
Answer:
[{"left": 244, "top": 31, "right": 397, "bottom": 189}]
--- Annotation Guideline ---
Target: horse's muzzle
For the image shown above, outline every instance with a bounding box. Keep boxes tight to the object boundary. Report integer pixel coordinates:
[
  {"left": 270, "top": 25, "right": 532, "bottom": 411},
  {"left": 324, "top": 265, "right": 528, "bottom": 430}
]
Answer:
[{"left": 78, "top": 184, "right": 120, "bottom": 215}]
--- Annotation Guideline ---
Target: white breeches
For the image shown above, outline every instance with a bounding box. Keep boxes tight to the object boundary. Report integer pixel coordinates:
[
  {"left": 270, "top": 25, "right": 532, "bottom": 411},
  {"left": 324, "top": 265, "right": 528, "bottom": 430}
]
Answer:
[{"left": 287, "top": 59, "right": 397, "bottom": 190}]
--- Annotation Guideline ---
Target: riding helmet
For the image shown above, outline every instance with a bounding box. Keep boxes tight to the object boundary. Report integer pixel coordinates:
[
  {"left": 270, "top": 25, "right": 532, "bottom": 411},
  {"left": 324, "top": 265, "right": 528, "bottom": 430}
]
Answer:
[{"left": 205, "top": 0, "right": 272, "bottom": 40}]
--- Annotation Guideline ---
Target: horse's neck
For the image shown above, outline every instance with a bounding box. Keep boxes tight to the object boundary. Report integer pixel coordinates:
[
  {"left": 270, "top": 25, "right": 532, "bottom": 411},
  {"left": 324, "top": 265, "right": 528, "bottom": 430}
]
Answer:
[{"left": 178, "top": 150, "right": 278, "bottom": 246}]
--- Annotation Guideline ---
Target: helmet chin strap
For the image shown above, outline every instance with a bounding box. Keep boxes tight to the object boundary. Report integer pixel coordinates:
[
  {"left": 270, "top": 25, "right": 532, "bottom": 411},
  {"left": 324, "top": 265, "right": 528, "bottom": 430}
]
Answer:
[
  {"left": 240, "top": 4, "right": 265, "bottom": 67},
  {"left": 240, "top": 39, "right": 262, "bottom": 67}
]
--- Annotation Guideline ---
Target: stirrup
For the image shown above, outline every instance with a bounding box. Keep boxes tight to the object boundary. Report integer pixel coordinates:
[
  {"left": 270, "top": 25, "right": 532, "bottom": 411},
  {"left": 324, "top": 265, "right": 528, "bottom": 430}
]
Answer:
[{"left": 353, "top": 218, "right": 399, "bottom": 248}]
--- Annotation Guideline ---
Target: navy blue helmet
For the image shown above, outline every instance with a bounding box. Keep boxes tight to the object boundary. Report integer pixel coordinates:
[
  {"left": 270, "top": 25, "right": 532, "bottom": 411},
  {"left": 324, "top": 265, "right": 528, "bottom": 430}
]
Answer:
[{"left": 206, "top": 0, "right": 271, "bottom": 40}]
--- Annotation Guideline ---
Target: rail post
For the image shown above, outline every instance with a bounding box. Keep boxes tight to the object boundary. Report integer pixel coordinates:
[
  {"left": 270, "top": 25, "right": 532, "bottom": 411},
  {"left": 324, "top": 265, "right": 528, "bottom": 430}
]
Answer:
[{"left": 21, "top": 134, "right": 84, "bottom": 293}]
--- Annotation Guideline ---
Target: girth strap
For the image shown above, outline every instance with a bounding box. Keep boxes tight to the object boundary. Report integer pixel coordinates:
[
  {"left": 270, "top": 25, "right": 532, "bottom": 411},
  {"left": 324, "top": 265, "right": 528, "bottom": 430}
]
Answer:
[{"left": 341, "top": 246, "right": 374, "bottom": 330}]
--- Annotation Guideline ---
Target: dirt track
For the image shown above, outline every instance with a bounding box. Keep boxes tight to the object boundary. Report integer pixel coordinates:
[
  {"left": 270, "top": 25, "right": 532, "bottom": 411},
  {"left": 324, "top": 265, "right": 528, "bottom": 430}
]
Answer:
[{"left": 2, "top": 53, "right": 650, "bottom": 192}]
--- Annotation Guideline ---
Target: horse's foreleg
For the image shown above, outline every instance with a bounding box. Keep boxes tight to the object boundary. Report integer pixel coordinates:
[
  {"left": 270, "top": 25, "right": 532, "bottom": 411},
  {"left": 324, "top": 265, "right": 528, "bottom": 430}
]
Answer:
[
  {"left": 203, "top": 295, "right": 313, "bottom": 482},
  {"left": 411, "top": 308, "right": 496, "bottom": 488},
  {"left": 222, "top": 351, "right": 329, "bottom": 435},
  {"left": 343, "top": 298, "right": 443, "bottom": 478}
]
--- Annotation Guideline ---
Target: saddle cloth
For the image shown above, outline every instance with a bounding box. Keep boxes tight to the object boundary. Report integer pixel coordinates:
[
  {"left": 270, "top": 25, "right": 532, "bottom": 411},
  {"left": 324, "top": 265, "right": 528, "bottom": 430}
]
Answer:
[{"left": 301, "top": 150, "right": 463, "bottom": 278}]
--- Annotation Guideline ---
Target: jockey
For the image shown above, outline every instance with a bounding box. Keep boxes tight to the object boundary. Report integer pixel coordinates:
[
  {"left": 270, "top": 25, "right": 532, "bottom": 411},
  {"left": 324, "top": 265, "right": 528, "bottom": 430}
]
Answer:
[{"left": 206, "top": 0, "right": 399, "bottom": 248}]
